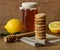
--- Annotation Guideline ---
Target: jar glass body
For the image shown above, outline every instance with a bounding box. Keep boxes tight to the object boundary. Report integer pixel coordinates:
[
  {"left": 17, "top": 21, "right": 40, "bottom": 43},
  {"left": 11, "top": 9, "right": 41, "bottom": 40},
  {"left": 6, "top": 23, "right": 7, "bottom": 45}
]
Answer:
[{"left": 22, "top": 8, "right": 38, "bottom": 32}]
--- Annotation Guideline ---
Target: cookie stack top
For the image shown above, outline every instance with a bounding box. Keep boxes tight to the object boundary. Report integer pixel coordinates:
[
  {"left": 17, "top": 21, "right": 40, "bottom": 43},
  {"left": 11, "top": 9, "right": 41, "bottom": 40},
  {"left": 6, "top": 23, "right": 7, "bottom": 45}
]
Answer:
[{"left": 35, "top": 13, "right": 46, "bottom": 18}]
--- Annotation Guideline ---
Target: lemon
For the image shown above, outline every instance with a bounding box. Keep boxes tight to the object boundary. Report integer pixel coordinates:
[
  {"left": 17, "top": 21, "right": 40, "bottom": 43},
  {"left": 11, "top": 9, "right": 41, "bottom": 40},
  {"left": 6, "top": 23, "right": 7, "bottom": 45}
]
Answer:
[
  {"left": 4, "top": 19, "right": 24, "bottom": 34},
  {"left": 49, "top": 21, "right": 60, "bottom": 33}
]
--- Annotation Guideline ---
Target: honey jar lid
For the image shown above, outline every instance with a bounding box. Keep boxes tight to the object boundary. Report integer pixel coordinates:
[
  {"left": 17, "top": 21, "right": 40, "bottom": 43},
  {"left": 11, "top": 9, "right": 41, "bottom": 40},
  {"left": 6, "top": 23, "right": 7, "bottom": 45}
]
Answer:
[{"left": 21, "top": 2, "right": 38, "bottom": 8}]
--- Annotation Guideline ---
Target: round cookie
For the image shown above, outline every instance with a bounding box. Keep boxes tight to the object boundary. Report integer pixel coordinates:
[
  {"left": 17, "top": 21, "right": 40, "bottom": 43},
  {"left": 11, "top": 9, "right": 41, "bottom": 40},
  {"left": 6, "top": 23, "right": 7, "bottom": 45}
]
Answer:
[
  {"left": 35, "top": 18, "right": 45, "bottom": 22},
  {"left": 35, "top": 36, "right": 46, "bottom": 39},
  {"left": 35, "top": 13, "right": 46, "bottom": 19},
  {"left": 35, "top": 30, "right": 46, "bottom": 33},
  {"left": 35, "top": 21, "right": 45, "bottom": 25},
  {"left": 35, "top": 33, "right": 45, "bottom": 36},
  {"left": 35, "top": 24, "right": 46, "bottom": 28},
  {"left": 35, "top": 27, "right": 46, "bottom": 31}
]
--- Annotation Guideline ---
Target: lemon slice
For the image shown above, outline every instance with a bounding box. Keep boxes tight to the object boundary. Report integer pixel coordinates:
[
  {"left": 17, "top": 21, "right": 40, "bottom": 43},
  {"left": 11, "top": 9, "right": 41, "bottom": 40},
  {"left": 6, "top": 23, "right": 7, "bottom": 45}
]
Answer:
[{"left": 49, "top": 21, "right": 60, "bottom": 33}]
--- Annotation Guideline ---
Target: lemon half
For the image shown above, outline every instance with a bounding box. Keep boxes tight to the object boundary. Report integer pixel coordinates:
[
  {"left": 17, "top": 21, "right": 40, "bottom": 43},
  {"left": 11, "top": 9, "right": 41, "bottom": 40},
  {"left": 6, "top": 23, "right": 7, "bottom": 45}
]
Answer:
[
  {"left": 4, "top": 19, "right": 24, "bottom": 34},
  {"left": 49, "top": 21, "right": 60, "bottom": 33}
]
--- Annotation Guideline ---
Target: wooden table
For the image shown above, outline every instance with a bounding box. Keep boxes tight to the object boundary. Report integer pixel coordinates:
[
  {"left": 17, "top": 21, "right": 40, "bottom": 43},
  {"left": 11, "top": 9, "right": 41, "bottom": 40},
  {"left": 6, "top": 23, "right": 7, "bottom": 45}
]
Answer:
[{"left": 0, "top": 37, "right": 60, "bottom": 50}]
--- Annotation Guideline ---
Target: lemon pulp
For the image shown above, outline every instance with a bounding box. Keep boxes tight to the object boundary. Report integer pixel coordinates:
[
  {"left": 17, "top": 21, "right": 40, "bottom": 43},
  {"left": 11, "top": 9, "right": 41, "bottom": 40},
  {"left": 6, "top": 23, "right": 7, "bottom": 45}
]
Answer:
[{"left": 49, "top": 21, "right": 60, "bottom": 33}]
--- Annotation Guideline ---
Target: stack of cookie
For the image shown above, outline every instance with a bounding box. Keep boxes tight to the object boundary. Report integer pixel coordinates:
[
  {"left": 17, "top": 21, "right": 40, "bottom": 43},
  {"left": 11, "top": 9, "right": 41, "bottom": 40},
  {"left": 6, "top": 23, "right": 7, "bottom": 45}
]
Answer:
[{"left": 35, "top": 13, "right": 46, "bottom": 40}]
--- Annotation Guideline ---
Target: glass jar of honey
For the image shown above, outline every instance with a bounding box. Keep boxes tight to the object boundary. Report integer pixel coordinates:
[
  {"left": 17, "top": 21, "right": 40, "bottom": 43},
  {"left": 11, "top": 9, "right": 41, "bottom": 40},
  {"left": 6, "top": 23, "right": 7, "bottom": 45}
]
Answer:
[{"left": 20, "top": 2, "right": 38, "bottom": 32}]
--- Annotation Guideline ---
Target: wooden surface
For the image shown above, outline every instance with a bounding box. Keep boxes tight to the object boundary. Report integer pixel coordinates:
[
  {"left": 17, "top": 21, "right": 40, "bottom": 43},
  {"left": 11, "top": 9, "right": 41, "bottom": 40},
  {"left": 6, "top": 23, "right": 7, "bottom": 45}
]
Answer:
[
  {"left": 0, "top": 37, "right": 60, "bottom": 50},
  {"left": 0, "top": 0, "right": 60, "bottom": 32}
]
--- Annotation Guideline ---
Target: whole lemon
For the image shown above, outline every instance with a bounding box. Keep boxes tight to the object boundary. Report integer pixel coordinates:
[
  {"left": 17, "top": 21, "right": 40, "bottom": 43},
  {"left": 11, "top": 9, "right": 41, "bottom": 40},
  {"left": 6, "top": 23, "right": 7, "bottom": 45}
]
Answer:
[{"left": 4, "top": 19, "right": 24, "bottom": 34}]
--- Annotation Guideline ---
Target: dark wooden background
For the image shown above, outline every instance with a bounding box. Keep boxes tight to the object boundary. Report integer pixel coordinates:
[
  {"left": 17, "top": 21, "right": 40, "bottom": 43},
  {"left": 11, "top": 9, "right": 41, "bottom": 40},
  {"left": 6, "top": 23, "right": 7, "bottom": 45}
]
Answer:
[{"left": 0, "top": 0, "right": 60, "bottom": 33}]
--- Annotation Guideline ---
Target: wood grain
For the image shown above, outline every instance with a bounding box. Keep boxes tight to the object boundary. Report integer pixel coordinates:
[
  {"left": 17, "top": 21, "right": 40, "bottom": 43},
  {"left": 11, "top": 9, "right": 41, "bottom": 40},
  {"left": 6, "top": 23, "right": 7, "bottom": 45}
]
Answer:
[{"left": 0, "top": 37, "right": 60, "bottom": 50}]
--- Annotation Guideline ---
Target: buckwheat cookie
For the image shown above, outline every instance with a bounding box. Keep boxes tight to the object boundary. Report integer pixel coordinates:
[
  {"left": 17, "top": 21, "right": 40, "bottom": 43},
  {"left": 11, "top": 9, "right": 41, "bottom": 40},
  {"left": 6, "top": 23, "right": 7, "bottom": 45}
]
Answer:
[
  {"left": 35, "top": 18, "right": 45, "bottom": 22},
  {"left": 35, "top": 21, "right": 45, "bottom": 25},
  {"left": 35, "top": 35, "right": 46, "bottom": 39},
  {"left": 35, "top": 24, "right": 46, "bottom": 28},
  {"left": 35, "top": 27, "right": 46, "bottom": 31},
  {"left": 35, "top": 13, "right": 46, "bottom": 19}
]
